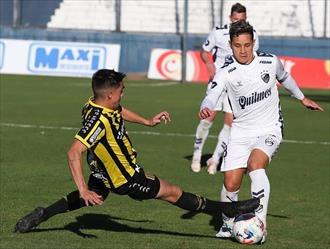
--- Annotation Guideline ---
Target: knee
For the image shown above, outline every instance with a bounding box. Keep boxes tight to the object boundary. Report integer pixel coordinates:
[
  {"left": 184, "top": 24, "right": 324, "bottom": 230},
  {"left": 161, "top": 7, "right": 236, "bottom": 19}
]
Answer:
[
  {"left": 224, "top": 182, "right": 240, "bottom": 192},
  {"left": 167, "top": 185, "right": 183, "bottom": 203},
  {"left": 248, "top": 161, "right": 262, "bottom": 171}
]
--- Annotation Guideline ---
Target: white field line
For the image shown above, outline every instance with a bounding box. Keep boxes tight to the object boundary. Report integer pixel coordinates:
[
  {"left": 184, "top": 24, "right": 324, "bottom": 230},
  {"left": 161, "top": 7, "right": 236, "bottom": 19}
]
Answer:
[
  {"left": 73, "top": 82, "right": 179, "bottom": 87},
  {"left": 1, "top": 122, "right": 329, "bottom": 146}
]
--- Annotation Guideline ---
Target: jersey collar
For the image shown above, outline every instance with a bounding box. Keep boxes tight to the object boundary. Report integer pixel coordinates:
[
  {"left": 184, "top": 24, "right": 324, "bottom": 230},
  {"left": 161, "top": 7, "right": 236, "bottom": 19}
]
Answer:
[{"left": 88, "top": 97, "right": 116, "bottom": 113}]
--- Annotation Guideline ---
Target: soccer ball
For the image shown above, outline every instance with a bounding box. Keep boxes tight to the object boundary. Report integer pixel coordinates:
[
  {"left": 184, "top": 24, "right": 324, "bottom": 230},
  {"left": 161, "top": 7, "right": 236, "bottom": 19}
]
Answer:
[{"left": 233, "top": 213, "right": 265, "bottom": 244}]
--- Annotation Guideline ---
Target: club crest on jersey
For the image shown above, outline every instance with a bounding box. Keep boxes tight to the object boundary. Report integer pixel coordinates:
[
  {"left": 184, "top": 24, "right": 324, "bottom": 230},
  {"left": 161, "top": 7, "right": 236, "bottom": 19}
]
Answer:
[
  {"left": 265, "top": 135, "right": 276, "bottom": 146},
  {"left": 260, "top": 70, "right": 270, "bottom": 83}
]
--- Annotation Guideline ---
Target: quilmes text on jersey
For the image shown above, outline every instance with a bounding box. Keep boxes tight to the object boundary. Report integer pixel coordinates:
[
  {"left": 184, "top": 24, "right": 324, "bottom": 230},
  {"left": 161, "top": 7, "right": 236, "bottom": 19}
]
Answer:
[
  {"left": 238, "top": 87, "right": 272, "bottom": 109},
  {"left": 28, "top": 42, "right": 106, "bottom": 75}
]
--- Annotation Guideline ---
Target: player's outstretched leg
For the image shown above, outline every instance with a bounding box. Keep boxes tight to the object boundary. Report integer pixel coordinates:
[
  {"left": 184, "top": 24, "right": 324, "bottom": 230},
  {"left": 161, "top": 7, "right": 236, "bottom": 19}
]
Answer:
[
  {"left": 174, "top": 192, "right": 259, "bottom": 217},
  {"left": 15, "top": 191, "right": 81, "bottom": 233},
  {"left": 15, "top": 207, "right": 48, "bottom": 233},
  {"left": 15, "top": 175, "right": 110, "bottom": 233}
]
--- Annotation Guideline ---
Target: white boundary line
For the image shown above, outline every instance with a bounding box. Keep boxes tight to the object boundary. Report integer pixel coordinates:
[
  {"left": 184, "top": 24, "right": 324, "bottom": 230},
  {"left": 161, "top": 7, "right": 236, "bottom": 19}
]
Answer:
[
  {"left": 73, "top": 81, "right": 179, "bottom": 87},
  {"left": 1, "top": 122, "right": 329, "bottom": 145}
]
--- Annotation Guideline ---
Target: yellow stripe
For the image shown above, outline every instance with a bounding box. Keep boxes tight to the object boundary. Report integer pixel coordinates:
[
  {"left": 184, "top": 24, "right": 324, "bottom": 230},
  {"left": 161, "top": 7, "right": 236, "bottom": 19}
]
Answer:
[
  {"left": 74, "top": 135, "right": 91, "bottom": 148},
  {"left": 94, "top": 143, "right": 128, "bottom": 188},
  {"left": 122, "top": 135, "right": 137, "bottom": 164},
  {"left": 100, "top": 116, "right": 135, "bottom": 181}
]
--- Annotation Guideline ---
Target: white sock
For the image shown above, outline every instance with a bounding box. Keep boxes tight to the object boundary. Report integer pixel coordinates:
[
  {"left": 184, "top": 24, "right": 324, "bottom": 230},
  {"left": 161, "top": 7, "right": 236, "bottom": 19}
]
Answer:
[
  {"left": 192, "top": 119, "right": 213, "bottom": 161},
  {"left": 220, "top": 184, "right": 239, "bottom": 221},
  {"left": 249, "top": 169, "right": 270, "bottom": 228},
  {"left": 212, "top": 124, "right": 230, "bottom": 162}
]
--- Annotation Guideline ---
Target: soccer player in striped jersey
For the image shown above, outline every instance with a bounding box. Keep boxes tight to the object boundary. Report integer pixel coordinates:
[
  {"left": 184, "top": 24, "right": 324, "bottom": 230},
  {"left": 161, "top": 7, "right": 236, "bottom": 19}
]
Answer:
[
  {"left": 15, "top": 69, "right": 259, "bottom": 234},
  {"left": 199, "top": 20, "right": 323, "bottom": 243}
]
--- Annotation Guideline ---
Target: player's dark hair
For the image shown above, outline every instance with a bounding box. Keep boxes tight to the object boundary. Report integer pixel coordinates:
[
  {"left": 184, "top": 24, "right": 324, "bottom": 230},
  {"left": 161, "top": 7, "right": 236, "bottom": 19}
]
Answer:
[
  {"left": 92, "top": 69, "right": 126, "bottom": 97},
  {"left": 229, "top": 20, "right": 254, "bottom": 41},
  {"left": 231, "top": 3, "right": 246, "bottom": 15}
]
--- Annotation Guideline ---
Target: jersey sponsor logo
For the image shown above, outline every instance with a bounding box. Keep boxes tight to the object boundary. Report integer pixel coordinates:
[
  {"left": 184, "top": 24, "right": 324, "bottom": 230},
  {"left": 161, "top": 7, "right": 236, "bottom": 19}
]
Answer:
[
  {"left": 261, "top": 70, "right": 270, "bottom": 83},
  {"left": 257, "top": 51, "right": 274, "bottom": 57},
  {"left": 81, "top": 109, "right": 101, "bottom": 134},
  {"left": 259, "top": 60, "right": 272, "bottom": 64},
  {"left": 228, "top": 67, "right": 236, "bottom": 73},
  {"left": 134, "top": 164, "right": 141, "bottom": 173},
  {"left": 88, "top": 126, "right": 102, "bottom": 143},
  {"left": 204, "top": 39, "right": 210, "bottom": 46},
  {"left": 238, "top": 87, "right": 272, "bottom": 109},
  {"left": 236, "top": 80, "right": 243, "bottom": 86},
  {"left": 0, "top": 41, "right": 4, "bottom": 69},
  {"left": 28, "top": 43, "right": 106, "bottom": 74}
]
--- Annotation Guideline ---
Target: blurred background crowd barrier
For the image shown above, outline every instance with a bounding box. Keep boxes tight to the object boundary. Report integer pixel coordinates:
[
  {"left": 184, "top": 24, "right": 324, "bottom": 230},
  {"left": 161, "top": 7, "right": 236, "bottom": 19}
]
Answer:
[{"left": 0, "top": 0, "right": 329, "bottom": 88}]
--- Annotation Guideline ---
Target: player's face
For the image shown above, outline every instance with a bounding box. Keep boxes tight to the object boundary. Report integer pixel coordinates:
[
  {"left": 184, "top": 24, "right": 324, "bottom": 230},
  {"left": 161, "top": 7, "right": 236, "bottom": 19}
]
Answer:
[
  {"left": 110, "top": 81, "right": 125, "bottom": 109},
  {"left": 230, "top": 33, "right": 254, "bottom": 64},
  {"left": 229, "top": 11, "right": 246, "bottom": 23}
]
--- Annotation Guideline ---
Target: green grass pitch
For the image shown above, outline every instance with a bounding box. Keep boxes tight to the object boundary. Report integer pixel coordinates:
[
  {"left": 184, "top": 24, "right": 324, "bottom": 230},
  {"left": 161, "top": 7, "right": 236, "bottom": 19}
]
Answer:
[{"left": 0, "top": 74, "right": 329, "bottom": 249}]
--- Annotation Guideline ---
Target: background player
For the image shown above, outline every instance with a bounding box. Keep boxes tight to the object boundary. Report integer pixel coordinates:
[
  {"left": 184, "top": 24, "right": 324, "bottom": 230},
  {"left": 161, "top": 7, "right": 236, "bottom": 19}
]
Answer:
[
  {"left": 191, "top": 2, "right": 259, "bottom": 174},
  {"left": 15, "top": 69, "right": 259, "bottom": 234},
  {"left": 199, "top": 21, "right": 323, "bottom": 242}
]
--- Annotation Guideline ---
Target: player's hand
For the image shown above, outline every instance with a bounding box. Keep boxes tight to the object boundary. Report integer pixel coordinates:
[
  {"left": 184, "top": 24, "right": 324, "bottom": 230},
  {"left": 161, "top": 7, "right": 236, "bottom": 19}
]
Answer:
[
  {"left": 206, "top": 62, "right": 216, "bottom": 79},
  {"left": 301, "top": 97, "right": 324, "bottom": 111},
  {"left": 199, "top": 107, "right": 214, "bottom": 119},
  {"left": 80, "top": 189, "right": 104, "bottom": 206},
  {"left": 148, "top": 111, "right": 171, "bottom": 126}
]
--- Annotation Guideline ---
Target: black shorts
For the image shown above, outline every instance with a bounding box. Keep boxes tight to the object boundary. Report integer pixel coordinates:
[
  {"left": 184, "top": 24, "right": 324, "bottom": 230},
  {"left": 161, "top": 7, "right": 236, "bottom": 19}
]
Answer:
[
  {"left": 114, "top": 169, "right": 160, "bottom": 200},
  {"left": 87, "top": 174, "right": 111, "bottom": 200}
]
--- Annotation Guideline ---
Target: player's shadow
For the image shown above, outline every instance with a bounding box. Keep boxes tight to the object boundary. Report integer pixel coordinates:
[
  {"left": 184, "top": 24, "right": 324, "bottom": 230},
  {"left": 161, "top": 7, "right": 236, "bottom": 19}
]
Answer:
[
  {"left": 184, "top": 154, "right": 223, "bottom": 172},
  {"left": 181, "top": 211, "right": 223, "bottom": 232},
  {"left": 32, "top": 213, "right": 216, "bottom": 239},
  {"left": 184, "top": 153, "right": 212, "bottom": 168},
  {"left": 180, "top": 211, "right": 289, "bottom": 234}
]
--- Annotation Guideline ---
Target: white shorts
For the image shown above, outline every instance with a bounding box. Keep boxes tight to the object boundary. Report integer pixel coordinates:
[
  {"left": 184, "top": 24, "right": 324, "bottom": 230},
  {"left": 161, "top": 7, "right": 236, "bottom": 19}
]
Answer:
[
  {"left": 221, "top": 133, "right": 282, "bottom": 172},
  {"left": 206, "top": 83, "right": 232, "bottom": 113}
]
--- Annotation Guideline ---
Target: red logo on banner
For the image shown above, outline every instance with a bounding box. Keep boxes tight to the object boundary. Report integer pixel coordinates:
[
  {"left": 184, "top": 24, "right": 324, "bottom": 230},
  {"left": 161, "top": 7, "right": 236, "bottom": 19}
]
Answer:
[{"left": 156, "top": 50, "right": 181, "bottom": 80}]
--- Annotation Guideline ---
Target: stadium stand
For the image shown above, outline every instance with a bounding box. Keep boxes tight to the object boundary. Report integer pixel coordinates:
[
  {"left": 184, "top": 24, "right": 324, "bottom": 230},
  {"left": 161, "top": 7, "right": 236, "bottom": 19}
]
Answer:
[{"left": 46, "top": 0, "right": 329, "bottom": 38}]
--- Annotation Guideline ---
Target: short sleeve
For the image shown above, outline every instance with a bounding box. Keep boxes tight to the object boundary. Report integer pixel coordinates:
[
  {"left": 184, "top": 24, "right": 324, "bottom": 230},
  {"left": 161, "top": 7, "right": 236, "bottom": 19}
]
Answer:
[
  {"left": 202, "top": 28, "right": 217, "bottom": 52},
  {"left": 75, "top": 115, "right": 105, "bottom": 148}
]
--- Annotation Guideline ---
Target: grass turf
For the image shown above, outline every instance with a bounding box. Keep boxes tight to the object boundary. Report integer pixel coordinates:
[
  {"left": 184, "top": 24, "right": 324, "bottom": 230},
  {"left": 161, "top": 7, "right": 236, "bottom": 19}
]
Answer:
[{"left": 0, "top": 74, "right": 329, "bottom": 249}]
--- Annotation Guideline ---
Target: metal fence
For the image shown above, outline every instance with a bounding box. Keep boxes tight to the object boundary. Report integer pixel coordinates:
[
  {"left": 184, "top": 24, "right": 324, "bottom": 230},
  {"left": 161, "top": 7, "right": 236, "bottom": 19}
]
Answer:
[{"left": 1, "top": 0, "right": 329, "bottom": 38}]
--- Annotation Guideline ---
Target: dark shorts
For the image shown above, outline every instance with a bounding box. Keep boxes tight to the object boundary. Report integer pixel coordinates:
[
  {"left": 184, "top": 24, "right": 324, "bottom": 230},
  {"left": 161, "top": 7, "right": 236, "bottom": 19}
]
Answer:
[
  {"left": 88, "top": 169, "right": 160, "bottom": 201},
  {"left": 87, "top": 174, "right": 111, "bottom": 200},
  {"left": 113, "top": 169, "right": 160, "bottom": 200}
]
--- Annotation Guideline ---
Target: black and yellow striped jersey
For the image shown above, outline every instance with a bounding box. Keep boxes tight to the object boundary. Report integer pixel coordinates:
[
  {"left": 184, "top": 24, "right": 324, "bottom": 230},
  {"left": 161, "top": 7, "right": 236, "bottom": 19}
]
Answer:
[{"left": 75, "top": 97, "right": 138, "bottom": 190}]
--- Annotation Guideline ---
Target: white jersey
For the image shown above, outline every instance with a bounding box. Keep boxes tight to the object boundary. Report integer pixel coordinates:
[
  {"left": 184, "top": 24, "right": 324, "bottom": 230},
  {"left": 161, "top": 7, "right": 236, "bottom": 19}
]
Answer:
[
  {"left": 202, "top": 23, "right": 259, "bottom": 69},
  {"left": 201, "top": 52, "right": 302, "bottom": 139}
]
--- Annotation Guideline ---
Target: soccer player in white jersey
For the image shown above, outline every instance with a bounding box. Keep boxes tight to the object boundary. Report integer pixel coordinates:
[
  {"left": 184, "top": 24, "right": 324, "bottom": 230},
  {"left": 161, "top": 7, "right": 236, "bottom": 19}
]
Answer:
[
  {"left": 191, "top": 3, "right": 259, "bottom": 174},
  {"left": 199, "top": 20, "right": 323, "bottom": 243}
]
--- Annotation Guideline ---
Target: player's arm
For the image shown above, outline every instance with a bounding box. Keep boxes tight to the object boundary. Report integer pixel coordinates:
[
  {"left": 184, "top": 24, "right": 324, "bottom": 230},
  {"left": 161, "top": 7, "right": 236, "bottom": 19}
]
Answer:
[
  {"left": 200, "top": 50, "right": 216, "bottom": 79},
  {"left": 67, "top": 140, "right": 103, "bottom": 206},
  {"left": 122, "top": 107, "right": 171, "bottom": 126},
  {"left": 276, "top": 57, "right": 323, "bottom": 111},
  {"left": 201, "top": 29, "right": 217, "bottom": 79},
  {"left": 199, "top": 72, "right": 226, "bottom": 119}
]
